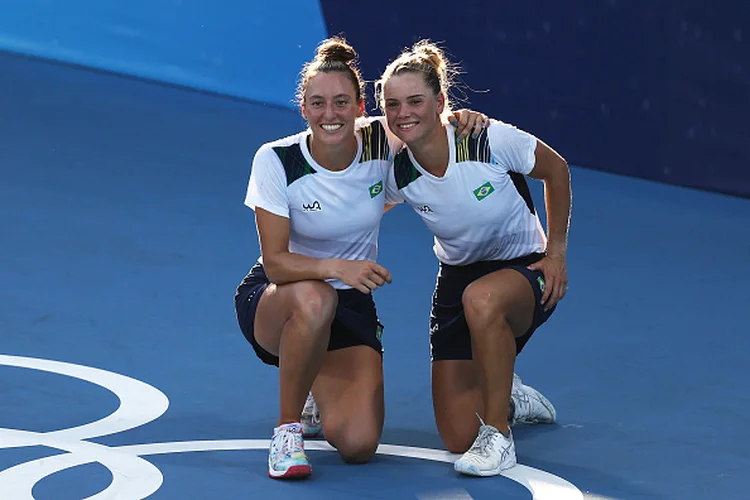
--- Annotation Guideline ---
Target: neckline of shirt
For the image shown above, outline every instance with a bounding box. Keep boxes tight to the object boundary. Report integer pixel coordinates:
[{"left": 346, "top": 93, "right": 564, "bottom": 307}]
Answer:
[
  {"left": 300, "top": 129, "right": 363, "bottom": 176},
  {"left": 405, "top": 124, "right": 456, "bottom": 182}
]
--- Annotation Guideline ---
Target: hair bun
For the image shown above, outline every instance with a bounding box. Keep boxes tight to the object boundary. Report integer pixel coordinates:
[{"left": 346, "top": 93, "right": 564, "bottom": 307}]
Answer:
[
  {"left": 316, "top": 37, "right": 357, "bottom": 65},
  {"left": 413, "top": 40, "right": 446, "bottom": 72}
]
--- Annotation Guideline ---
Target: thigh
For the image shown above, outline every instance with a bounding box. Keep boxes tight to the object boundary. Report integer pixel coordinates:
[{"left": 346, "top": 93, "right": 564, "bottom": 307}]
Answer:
[
  {"left": 254, "top": 279, "right": 338, "bottom": 357},
  {"left": 312, "top": 345, "right": 384, "bottom": 441},
  {"left": 506, "top": 264, "right": 557, "bottom": 353},
  {"left": 463, "top": 268, "right": 537, "bottom": 338},
  {"left": 431, "top": 359, "right": 483, "bottom": 453}
]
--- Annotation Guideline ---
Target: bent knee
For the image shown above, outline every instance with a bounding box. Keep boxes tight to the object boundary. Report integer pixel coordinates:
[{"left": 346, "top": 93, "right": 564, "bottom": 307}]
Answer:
[
  {"left": 324, "top": 423, "right": 380, "bottom": 464},
  {"left": 289, "top": 281, "right": 338, "bottom": 324},
  {"left": 339, "top": 438, "right": 380, "bottom": 464},
  {"left": 436, "top": 415, "right": 480, "bottom": 454},
  {"left": 462, "top": 281, "right": 502, "bottom": 322},
  {"left": 440, "top": 428, "right": 477, "bottom": 454}
]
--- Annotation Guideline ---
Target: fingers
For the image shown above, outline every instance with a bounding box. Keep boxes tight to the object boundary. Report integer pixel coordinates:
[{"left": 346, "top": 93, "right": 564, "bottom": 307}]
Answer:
[
  {"left": 353, "top": 263, "right": 392, "bottom": 294},
  {"left": 528, "top": 259, "right": 567, "bottom": 311},
  {"left": 471, "top": 114, "right": 488, "bottom": 139},
  {"left": 451, "top": 111, "right": 472, "bottom": 140},
  {"left": 542, "top": 273, "right": 568, "bottom": 311},
  {"left": 540, "top": 273, "right": 553, "bottom": 309},
  {"left": 361, "top": 276, "right": 381, "bottom": 293},
  {"left": 451, "top": 111, "right": 490, "bottom": 141},
  {"left": 372, "top": 263, "right": 392, "bottom": 284}
]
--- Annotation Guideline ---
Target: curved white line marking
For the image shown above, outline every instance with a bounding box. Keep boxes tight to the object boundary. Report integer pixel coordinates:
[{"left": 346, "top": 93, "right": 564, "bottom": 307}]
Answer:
[
  {"left": 0, "top": 354, "right": 168, "bottom": 441},
  {"left": 120, "top": 440, "right": 583, "bottom": 500},
  {"left": 0, "top": 355, "right": 583, "bottom": 500},
  {"left": 0, "top": 429, "right": 163, "bottom": 500}
]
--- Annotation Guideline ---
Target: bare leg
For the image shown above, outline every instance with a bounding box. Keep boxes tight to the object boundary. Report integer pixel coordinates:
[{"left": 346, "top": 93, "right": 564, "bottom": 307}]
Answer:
[
  {"left": 312, "top": 345, "right": 384, "bottom": 464},
  {"left": 432, "top": 359, "right": 483, "bottom": 453},
  {"left": 461, "top": 269, "right": 535, "bottom": 434},
  {"left": 253, "top": 280, "right": 337, "bottom": 426}
]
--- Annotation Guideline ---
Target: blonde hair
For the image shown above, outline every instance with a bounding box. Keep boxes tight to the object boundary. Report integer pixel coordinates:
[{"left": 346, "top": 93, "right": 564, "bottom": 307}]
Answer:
[{"left": 376, "top": 40, "right": 458, "bottom": 111}]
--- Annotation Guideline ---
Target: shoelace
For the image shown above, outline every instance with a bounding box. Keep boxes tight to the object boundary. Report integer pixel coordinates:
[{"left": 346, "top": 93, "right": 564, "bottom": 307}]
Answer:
[
  {"left": 272, "top": 428, "right": 302, "bottom": 458},
  {"left": 467, "top": 414, "right": 496, "bottom": 458},
  {"left": 468, "top": 426, "right": 495, "bottom": 458},
  {"left": 303, "top": 396, "right": 321, "bottom": 425},
  {"left": 310, "top": 407, "right": 321, "bottom": 426}
]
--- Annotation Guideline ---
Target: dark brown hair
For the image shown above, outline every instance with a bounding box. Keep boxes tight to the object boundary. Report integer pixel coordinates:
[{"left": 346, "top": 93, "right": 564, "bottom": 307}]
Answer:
[{"left": 296, "top": 36, "right": 364, "bottom": 107}]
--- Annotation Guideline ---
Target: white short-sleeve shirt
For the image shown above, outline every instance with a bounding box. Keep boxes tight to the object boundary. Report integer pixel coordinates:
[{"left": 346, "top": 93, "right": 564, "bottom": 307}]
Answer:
[
  {"left": 385, "top": 119, "right": 547, "bottom": 265},
  {"left": 245, "top": 117, "right": 401, "bottom": 288}
]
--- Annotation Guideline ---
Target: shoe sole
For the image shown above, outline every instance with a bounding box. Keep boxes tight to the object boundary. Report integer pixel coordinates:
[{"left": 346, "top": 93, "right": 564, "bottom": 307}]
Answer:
[
  {"left": 536, "top": 391, "right": 557, "bottom": 422},
  {"left": 454, "top": 460, "right": 516, "bottom": 477},
  {"left": 268, "top": 464, "right": 312, "bottom": 479},
  {"left": 514, "top": 387, "right": 557, "bottom": 424}
]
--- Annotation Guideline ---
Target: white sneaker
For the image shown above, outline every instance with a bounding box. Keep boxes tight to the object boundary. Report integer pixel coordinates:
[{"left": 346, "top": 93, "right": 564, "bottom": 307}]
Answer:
[
  {"left": 454, "top": 418, "right": 517, "bottom": 476},
  {"left": 510, "top": 374, "right": 556, "bottom": 425},
  {"left": 301, "top": 392, "right": 322, "bottom": 438},
  {"left": 268, "top": 422, "right": 312, "bottom": 479}
]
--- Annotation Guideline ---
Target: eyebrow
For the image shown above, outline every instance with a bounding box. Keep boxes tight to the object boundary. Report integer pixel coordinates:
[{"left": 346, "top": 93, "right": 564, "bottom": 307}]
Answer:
[
  {"left": 307, "top": 94, "right": 352, "bottom": 100},
  {"left": 386, "top": 94, "right": 426, "bottom": 100}
]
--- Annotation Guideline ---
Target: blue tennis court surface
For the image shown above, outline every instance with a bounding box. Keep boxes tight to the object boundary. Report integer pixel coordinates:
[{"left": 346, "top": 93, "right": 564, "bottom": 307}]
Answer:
[{"left": 1, "top": 53, "right": 749, "bottom": 499}]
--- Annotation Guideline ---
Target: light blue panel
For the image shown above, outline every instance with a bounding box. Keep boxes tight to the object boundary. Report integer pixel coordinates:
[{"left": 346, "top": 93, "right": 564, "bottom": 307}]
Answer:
[{"left": 0, "top": 0, "right": 328, "bottom": 107}]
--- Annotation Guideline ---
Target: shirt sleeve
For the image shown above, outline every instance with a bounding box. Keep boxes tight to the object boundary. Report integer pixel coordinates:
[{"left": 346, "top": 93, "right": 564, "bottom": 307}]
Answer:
[
  {"left": 244, "top": 144, "right": 289, "bottom": 218},
  {"left": 384, "top": 163, "right": 405, "bottom": 205},
  {"left": 358, "top": 116, "right": 405, "bottom": 205},
  {"left": 487, "top": 120, "right": 538, "bottom": 175}
]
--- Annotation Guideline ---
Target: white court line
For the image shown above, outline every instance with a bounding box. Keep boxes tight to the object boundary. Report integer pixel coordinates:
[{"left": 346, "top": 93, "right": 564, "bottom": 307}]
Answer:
[
  {"left": 120, "top": 440, "right": 583, "bottom": 500},
  {"left": 0, "top": 354, "right": 583, "bottom": 500}
]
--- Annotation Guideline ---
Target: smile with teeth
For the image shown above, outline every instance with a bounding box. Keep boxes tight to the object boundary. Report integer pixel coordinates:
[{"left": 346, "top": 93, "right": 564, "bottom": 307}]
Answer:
[
  {"left": 398, "top": 123, "right": 418, "bottom": 130},
  {"left": 321, "top": 124, "right": 343, "bottom": 131}
]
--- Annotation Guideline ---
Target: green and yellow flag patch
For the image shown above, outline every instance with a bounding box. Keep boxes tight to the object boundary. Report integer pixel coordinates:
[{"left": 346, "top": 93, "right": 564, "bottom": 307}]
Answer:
[
  {"left": 369, "top": 181, "right": 383, "bottom": 198},
  {"left": 473, "top": 181, "right": 495, "bottom": 201}
]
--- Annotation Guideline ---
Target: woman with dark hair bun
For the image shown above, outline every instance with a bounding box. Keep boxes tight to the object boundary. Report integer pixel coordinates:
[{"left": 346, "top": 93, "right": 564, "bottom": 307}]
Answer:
[{"left": 234, "top": 36, "right": 488, "bottom": 479}]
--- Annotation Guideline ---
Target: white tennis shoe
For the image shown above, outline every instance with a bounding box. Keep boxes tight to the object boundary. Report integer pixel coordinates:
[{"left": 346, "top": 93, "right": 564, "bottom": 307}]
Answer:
[
  {"left": 301, "top": 392, "right": 322, "bottom": 438},
  {"left": 510, "top": 373, "right": 556, "bottom": 425},
  {"left": 454, "top": 416, "right": 517, "bottom": 477}
]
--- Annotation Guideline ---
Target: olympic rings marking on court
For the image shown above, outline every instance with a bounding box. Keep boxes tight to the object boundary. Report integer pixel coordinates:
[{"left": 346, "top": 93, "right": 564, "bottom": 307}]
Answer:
[{"left": 0, "top": 355, "right": 583, "bottom": 500}]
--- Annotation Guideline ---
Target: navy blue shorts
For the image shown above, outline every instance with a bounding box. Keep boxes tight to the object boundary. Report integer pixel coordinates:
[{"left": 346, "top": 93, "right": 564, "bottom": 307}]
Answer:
[
  {"left": 234, "top": 263, "right": 384, "bottom": 367},
  {"left": 429, "top": 253, "right": 555, "bottom": 362}
]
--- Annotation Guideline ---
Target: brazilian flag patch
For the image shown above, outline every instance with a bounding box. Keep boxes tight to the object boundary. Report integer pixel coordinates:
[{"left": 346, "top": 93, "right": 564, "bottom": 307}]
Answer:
[
  {"left": 369, "top": 180, "right": 383, "bottom": 198},
  {"left": 537, "top": 276, "right": 546, "bottom": 292},
  {"left": 376, "top": 324, "right": 383, "bottom": 343},
  {"left": 473, "top": 181, "right": 495, "bottom": 201}
]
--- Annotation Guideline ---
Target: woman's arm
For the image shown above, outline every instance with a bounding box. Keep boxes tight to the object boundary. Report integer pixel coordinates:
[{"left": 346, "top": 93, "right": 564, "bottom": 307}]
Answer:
[
  {"left": 527, "top": 140, "right": 571, "bottom": 258},
  {"left": 526, "top": 139, "right": 571, "bottom": 310},
  {"left": 256, "top": 208, "right": 392, "bottom": 294}
]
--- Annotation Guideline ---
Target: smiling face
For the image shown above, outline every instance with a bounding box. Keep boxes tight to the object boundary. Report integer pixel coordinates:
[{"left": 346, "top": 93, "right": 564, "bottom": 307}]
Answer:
[
  {"left": 382, "top": 71, "right": 445, "bottom": 148},
  {"left": 302, "top": 71, "right": 363, "bottom": 148}
]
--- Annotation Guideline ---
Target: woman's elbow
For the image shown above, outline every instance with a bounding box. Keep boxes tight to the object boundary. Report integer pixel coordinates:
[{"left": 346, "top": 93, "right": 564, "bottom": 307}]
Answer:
[{"left": 261, "top": 255, "right": 286, "bottom": 285}]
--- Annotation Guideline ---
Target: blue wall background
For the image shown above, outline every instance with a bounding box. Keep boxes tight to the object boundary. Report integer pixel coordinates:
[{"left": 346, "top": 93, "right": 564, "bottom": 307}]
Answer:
[
  {"left": 0, "top": 0, "right": 327, "bottom": 108},
  {"left": 320, "top": 1, "right": 750, "bottom": 198},
  {"left": 0, "top": 0, "right": 747, "bottom": 197}
]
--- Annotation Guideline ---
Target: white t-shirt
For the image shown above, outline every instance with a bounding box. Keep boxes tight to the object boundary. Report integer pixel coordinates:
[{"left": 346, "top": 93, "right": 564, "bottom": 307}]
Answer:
[
  {"left": 245, "top": 117, "right": 401, "bottom": 288},
  {"left": 385, "top": 119, "right": 547, "bottom": 265}
]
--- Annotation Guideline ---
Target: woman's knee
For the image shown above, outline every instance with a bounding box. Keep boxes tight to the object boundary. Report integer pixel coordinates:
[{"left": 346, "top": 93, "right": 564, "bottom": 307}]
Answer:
[
  {"left": 462, "top": 280, "right": 505, "bottom": 327},
  {"left": 323, "top": 419, "right": 381, "bottom": 464},
  {"left": 442, "top": 430, "right": 476, "bottom": 454},
  {"left": 435, "top": 410, "right": 480, "bottom": 454},
  {"left": 288, "top": 281, "right": 338, "bottom": 327}
]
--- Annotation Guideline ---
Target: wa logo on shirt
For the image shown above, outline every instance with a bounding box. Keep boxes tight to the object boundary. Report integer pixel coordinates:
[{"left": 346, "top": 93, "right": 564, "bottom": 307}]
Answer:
[
  {"left": 369, "top": 181, "right": 383, "bottom": 198},
  {"left": 302, "top": 201, "right": 322, "bottom": 212},
  {"left": 473, "top": 181, "right": 495, "bottom": 201}
]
